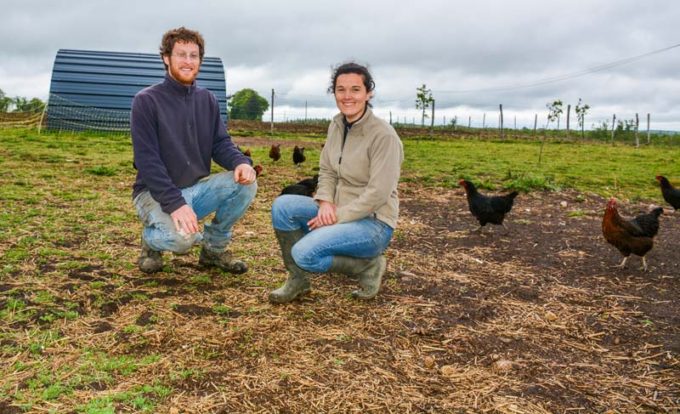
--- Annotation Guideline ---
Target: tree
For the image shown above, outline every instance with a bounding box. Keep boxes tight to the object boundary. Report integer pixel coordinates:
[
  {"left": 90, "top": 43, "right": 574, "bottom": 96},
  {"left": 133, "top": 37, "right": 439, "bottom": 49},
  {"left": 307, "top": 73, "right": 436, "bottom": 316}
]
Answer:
[
  {"left": 0, "top": 88, "right": 12, "bottom": 112},
  {"left": 546, "top": 100, "right": 563, "bottom": 128},
  {"left": 415, "top": 84, "right": 433, "bottom": 127},
  {"left": 574, "top": 98, "right": 590, "bottom": 140},
  {"left": 228, "top": 88, "right": 269, "bottom": 120}
]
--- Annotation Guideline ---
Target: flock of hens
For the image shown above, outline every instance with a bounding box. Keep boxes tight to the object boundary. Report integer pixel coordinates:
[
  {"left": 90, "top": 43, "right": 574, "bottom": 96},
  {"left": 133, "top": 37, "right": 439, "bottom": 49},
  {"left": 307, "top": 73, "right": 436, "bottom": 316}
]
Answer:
[
  {"left": 240, "top": 143, "right": 680, "bottom": 272},
  {"left": 459, "top": 175, "right": 680, "bottom": 271}
]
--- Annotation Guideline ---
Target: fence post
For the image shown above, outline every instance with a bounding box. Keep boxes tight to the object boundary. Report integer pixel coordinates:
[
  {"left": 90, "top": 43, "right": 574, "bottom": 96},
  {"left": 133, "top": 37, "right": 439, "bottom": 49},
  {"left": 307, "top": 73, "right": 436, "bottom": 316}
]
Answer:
[
  {"left": 468, "top": 115, "right": 471, "bottom": 128},
  {"left": 611, "top": 114, "right": 616, "bottom": 145},
  {"left": 270, "top": 89, "right": 275, "bottom": 134},
  {"left": 533, "top": 114, "right": 538, "bottom": 136},
  {"left": 566, "top": 104, "right": 571, "bottom": 138},
  {"left": 647, "top": 113, "right": 651, "bottom": 144},
  {"left": 430, "top": 99, "right": 435, "bottom": 136},
  {"left": 499, "top": 104, "right": 504, "bottom": 139},
  {"left": 635, "top": 113, "right": 640, "bottom": 148}
]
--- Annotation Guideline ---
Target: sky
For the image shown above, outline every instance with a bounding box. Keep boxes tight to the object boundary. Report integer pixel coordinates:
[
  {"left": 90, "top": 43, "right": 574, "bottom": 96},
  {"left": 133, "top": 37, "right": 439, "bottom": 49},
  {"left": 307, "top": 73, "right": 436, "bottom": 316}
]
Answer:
[{"left": 2, "top": 0, "right": 680, "bottom": 130}]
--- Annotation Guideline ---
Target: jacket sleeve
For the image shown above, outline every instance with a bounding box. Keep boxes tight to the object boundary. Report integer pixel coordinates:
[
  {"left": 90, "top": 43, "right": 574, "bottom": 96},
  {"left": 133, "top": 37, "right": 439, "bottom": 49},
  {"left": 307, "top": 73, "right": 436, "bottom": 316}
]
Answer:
[
  {"left": 131, "top": 93, "right": 186, "bottom": 214},
  {"left": 336, "top": 132, "right": 403, "bottom": 224},
  {"left": 313, "top": 123, "right": 338, "bottom": 203},
  {"left": 209, "top": 94, "right": 252, "bottom": 170}
]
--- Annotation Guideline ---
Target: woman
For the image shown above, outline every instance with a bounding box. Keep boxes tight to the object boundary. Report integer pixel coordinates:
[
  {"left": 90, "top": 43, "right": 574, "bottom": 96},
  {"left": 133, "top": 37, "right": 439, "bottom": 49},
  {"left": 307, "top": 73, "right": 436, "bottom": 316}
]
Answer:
[{"left": 269, "top": 62, "right": 404, "bottom": 303}]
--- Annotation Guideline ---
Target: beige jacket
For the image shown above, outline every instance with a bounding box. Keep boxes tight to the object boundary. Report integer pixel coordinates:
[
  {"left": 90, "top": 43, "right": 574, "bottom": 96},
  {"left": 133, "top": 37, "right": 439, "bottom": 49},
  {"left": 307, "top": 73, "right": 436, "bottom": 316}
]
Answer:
[{"left": 314, "top": 108, "right": 404, "bottom": 228}]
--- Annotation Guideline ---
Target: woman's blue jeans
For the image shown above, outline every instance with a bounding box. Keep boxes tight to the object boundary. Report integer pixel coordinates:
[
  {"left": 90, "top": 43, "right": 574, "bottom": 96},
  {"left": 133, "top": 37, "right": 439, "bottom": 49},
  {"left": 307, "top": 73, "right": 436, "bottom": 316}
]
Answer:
[
  {"left": 133, "top": 171, "right": 257, "bottom": 254},
  {"left": 271, "top": 195, "right": 394, "bottom": 273}
]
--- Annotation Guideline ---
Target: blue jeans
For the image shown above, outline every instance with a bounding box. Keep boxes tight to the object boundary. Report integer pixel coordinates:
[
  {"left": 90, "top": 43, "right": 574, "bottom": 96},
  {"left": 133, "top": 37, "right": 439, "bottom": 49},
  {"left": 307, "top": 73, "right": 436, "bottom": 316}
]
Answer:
[
  {"left": 271, "top": 194, "right": 394, "bottom": 273},
  {"left": 133, "top": 171, "right": 257, "bottom": 253}
]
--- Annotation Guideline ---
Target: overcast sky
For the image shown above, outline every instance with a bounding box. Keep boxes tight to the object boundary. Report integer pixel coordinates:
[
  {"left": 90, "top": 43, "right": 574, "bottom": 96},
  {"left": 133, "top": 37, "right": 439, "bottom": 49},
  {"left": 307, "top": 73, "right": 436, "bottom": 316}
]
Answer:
[{"left": 2, "top": 0, "right": 679, "bottom": 129}]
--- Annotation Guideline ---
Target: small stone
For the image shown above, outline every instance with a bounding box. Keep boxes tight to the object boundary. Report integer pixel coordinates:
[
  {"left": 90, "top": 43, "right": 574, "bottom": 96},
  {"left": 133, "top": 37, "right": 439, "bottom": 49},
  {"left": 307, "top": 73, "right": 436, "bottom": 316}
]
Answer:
[
  {"left": 493, "top": 359, "right": 513, "bottom": 372},
  {"left": 424, "top": 356, "right": 436, "bottom": 369},
  {"left": 545, "top": 311, "right": 558, "bottom": 322},
  {"left": 560, "top": 201, "right": 568, "bottom": 208},
  {"left": 440, "top": 365, "right": 456, "bottom": 377}
]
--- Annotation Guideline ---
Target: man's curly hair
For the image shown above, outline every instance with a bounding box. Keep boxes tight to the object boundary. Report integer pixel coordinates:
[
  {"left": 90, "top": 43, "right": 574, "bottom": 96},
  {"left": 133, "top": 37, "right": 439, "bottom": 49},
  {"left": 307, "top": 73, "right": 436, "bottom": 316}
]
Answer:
[{"left": 159, "top": 27, "right": 205, "bottom": 70}]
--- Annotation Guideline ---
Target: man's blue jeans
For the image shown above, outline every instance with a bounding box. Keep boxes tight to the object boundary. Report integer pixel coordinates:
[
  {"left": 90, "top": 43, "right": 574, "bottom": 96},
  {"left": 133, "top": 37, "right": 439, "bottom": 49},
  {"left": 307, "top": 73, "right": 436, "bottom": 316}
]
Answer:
[
  {"left": 271, "top": 194, "right": 394, "bottom": 273},
  {"left": 133, "top": 171, "right": 257, "bottom": 253}
]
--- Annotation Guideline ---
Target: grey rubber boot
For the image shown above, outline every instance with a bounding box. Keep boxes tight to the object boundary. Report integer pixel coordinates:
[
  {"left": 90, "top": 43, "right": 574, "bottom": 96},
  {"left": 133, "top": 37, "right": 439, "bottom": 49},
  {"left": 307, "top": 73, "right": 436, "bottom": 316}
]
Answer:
[
  {"left": 199, "top": 248, "right": 248, "bottom": 274},
  {"left": 138, "top": 237, "right": 163, "bottom": 274},
  {"left": 329, "top": 255, "right": 387, "bottom": 300},
  {"left": 269, "top": 229, "right": 312, "bottom": 304}
]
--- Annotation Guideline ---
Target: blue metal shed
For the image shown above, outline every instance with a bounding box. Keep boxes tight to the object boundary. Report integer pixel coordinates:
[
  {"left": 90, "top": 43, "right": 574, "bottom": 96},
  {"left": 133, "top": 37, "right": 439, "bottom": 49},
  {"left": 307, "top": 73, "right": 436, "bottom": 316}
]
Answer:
[{"left": 46, "top": 49, "right": 227, "bottom": 131}]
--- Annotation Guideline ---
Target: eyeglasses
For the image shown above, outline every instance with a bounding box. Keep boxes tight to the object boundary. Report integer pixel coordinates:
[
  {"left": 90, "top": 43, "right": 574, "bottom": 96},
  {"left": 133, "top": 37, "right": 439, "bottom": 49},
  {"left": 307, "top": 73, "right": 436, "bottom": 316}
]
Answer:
[{"left": 172, "top": 52, "right": 201, "bottom": 61}]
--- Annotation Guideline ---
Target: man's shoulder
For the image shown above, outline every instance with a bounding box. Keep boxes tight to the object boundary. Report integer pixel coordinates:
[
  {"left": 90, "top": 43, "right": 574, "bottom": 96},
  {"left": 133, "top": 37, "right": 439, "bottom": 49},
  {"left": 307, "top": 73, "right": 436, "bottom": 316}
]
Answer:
[{"left": 135, "top": 82, "right": 165, "bottom": 99}]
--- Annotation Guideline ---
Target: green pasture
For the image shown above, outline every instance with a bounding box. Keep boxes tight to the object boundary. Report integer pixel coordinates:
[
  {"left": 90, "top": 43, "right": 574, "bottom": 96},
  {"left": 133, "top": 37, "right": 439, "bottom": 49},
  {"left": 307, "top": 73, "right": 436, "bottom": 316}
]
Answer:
[{"left": 0, "top": 126, "right": 679, "bottom": 411}]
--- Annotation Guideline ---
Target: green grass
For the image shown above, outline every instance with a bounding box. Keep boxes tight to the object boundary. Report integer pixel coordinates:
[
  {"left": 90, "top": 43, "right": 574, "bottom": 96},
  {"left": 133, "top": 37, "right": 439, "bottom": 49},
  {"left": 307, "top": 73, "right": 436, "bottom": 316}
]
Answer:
[{"left": 402, "top": 138, "right": 680, "bottom": 200}]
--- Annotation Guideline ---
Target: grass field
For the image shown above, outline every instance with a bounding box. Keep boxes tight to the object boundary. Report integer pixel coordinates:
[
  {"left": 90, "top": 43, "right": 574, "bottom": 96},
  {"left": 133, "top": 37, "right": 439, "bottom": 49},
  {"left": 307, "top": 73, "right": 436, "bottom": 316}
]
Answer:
[{"left": 0, "top": 127, "right": 679, "bottom": 413}]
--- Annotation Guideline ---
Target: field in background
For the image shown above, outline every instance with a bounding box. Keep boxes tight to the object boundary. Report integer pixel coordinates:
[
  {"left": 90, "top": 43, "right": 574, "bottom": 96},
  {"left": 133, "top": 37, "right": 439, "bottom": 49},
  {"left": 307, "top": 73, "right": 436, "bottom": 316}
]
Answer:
[{"left": 0, "top": 127, "right": 678, "bottom": 413}]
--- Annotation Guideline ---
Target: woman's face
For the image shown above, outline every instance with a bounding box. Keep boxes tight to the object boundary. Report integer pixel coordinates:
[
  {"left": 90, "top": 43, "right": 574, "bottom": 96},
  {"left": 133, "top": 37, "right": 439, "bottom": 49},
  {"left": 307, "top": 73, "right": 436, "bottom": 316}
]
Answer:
[{"left": 334, "top": 73, "right": 372, "bottom": 123}]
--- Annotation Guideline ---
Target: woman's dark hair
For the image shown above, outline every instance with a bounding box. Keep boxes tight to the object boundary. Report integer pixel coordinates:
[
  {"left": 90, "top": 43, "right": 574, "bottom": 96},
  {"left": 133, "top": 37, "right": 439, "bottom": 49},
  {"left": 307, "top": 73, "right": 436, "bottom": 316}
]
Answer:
[
  {"left": 159, "top": 27, "right": 205, "bottom": 70},
  {"left": 327, "top": 62, "right": 375, "bottom": 95}
]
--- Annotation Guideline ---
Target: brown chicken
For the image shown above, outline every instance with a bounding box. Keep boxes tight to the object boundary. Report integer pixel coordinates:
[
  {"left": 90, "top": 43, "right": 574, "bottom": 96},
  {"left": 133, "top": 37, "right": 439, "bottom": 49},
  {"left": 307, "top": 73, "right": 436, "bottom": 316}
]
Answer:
[
  {"left": 254, "top": 164, "right": 263, "bottom": 177},
  {"left": 602, "top": 198, "right": 663, "bottom": 271},
  {"left": 269, "top": 144, "right": 281, "bottom": 162}
]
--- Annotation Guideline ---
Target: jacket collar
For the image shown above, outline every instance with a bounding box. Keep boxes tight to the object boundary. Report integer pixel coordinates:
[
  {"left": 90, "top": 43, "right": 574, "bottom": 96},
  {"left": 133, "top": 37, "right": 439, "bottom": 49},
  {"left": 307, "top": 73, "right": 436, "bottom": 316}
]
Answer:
[
  {"left": 163, "top": 73, "right": 196, "bottom": 96},
  {"left": 334, "top": 107, "right": 373, "bottom": 132}
]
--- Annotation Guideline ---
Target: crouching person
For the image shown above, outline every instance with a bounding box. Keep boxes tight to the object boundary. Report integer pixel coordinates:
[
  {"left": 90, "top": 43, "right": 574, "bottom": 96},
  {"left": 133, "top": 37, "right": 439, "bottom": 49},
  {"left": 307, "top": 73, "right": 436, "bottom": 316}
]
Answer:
[
  {"left": 131, "top": 27, "right": 257, "bottom": 273},
  {"left": 269, "top": 62, "right": 403, "bottom": 303}
]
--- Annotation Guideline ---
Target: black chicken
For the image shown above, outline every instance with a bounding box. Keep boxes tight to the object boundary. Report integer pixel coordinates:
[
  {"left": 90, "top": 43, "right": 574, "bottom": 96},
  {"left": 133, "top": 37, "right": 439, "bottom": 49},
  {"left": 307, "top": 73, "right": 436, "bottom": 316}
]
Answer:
[
  {"left": 602, "top": 198, "right": 663, "bottom": 271},
  {"left": 269, "top": 144, "right": 281, "bottom": 162},
  {"left": 293, "top": 146, "right": 306, "bottom": 167},
  {"left": 459, "top": 179, "right": 518, "bottom": 233},
  {"left": 656, "top": 175, "right": 680, "bottom": 211},
  {"left": 281, "top": 174, "right": 318, "bottom": 197}
]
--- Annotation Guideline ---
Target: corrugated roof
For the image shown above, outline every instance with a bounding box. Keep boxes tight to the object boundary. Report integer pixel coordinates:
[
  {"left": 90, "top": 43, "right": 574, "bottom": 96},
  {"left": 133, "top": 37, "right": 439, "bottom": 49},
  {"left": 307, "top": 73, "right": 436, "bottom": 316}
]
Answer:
[{"left": 46, "top": 49, "right": 227, "bottom": 131}]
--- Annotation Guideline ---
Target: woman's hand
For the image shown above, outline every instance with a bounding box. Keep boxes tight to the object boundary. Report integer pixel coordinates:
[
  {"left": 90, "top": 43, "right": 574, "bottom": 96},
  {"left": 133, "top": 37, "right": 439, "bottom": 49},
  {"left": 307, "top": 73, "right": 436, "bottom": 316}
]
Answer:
[{"left": 308, "top": 200, "right": 337, "bottom": 230}]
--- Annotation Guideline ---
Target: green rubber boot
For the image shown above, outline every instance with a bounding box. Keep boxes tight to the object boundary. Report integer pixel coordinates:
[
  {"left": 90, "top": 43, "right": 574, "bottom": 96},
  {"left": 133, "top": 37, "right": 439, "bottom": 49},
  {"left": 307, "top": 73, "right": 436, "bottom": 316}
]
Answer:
[
  {"left": 329, "top": 255, "right": 386, "bottom": 300},
  {"left": 268, "top": 229, "right": 312, "bottom": 304}
]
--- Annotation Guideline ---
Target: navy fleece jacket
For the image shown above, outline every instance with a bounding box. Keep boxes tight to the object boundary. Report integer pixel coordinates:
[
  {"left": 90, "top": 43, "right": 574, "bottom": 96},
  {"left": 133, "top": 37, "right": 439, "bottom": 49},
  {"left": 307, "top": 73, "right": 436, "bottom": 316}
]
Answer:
[{"left": 131, "top": 74, "right": 250, "bottom": 214}]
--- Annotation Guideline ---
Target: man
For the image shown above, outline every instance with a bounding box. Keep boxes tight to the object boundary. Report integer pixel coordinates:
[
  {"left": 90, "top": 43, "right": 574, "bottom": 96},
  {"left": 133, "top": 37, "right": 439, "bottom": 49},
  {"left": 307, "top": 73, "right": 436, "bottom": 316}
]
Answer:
[{"left": 131, "top": 26, "right": 256, "bottom": 274}]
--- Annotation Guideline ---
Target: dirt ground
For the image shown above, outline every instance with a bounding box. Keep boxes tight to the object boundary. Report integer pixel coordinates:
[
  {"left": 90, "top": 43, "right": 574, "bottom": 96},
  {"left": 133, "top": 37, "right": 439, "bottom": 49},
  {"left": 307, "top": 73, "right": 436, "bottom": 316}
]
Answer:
[{"left": 391, "top": 185, "right": 680, "bottom": 412}]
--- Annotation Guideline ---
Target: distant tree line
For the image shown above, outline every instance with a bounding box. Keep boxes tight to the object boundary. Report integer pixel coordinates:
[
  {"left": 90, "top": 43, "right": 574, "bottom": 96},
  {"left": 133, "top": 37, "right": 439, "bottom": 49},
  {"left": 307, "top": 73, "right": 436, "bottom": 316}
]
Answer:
[{"left": 0, "top": 88, "right": 45, "bottom": 113}]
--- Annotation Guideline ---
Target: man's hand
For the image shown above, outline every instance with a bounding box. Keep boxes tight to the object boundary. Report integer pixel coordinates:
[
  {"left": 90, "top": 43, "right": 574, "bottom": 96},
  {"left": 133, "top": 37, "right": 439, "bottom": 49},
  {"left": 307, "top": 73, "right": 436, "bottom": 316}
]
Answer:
[
  {"left": 171, "top": 205, "right": 199, "bottom": 235},
  {"left": 234, "top": 163, "right": 256, "bottom": 185},
  {"left": 308, "top": 200, "right": 337, "bottom": 230}
]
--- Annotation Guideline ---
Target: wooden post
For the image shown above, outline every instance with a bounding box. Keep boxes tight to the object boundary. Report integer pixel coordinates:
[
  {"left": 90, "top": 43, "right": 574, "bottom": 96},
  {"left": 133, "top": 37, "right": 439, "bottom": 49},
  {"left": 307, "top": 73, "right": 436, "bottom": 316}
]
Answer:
[
  {"left": 566, "top": 104, "right": 571, "bottom": 137},
  {"left": 304, "top": 100, "right": 308, "bottom": 124},
  {"left": 499, "top": 104, "right": 504, "bottom": 139},
  {"left": 513, "top": 115, "right": 516, "bottom": 130},
  {"left": 482, "top": 113, "right": 486, "bottom": 129},
  {"left": 389, "top": 111, "right": 392, "bottom": 125},
  {"left": 468, "top": 115, "right": 471, "bottom": 128},
  {"left": 647, "top": 113, "right": 651, "bottom": 144},
  {"left": 635, "top": 113, "right": 640, "bottom": 148},
  {"left": 533, "top": 114, "right": 538, "bottom": 135},
  {"left": 270, "top": 88, "right": 275, "bottom": 134},
  {"left": 611, "top": 114, "right": 616, "bottom": 145},
  {"left": 430, "top": 99, "right": 435, "bottom": 136}
]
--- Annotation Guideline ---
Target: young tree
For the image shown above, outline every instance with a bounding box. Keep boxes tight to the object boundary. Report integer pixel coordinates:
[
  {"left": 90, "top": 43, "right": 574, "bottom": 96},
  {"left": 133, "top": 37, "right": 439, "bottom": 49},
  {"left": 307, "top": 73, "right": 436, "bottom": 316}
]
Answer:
[
  {"left": 228, "top": 88, "right": 269, "bottom": 120},
  {"left": 574, "top": 98, "right": 590, "bottom": 140},
  {"left": 546, "top": 100, "right": 563, "bottom": 128},
  {"left": 415, "top": 84, "right": 433, "bottom": 127},
  {"left": 0, "top": 88, "right": 12, "bottom": 112}
]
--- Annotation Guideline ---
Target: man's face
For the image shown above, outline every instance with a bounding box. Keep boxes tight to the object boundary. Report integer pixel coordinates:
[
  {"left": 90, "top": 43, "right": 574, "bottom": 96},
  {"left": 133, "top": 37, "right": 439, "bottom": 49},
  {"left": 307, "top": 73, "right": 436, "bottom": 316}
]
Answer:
[{"left": 163, "top": 41, "right": 201, "bottom": 86}]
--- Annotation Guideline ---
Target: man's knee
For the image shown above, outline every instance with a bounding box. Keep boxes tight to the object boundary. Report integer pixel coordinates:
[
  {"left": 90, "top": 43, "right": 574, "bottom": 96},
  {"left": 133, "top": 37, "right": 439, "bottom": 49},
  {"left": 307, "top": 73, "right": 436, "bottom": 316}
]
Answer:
[{"left": 166, "top": 232, "right": 197, "bottom": 254}]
